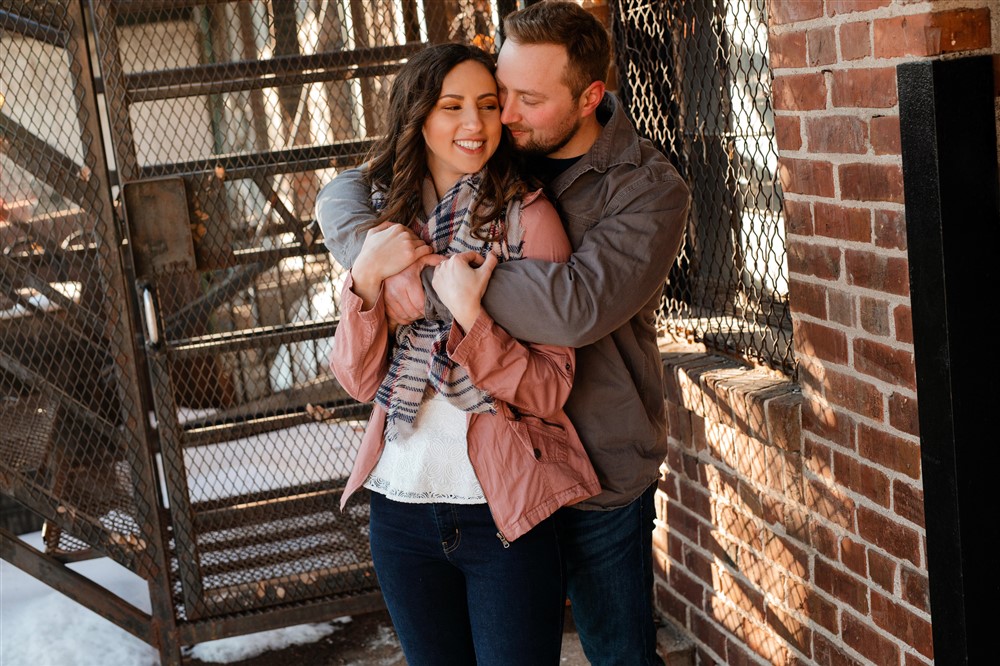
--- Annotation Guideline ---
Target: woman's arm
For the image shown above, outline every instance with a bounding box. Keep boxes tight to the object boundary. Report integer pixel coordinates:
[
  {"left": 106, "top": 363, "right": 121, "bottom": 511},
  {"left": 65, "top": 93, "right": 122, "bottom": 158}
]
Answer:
[
  {"left": 441, "top": 195, "right": 577, "bottom": 418},
  {"left": 330, "top": 221, "right": 431, "bottom": 401},
  {"left": 329, "top": 274, "right": 391, "bottom": 403}
]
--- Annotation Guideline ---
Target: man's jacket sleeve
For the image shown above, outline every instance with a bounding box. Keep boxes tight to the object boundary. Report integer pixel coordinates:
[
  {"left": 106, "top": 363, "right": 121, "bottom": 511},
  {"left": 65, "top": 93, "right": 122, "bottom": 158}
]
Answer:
[
  {"left": 481, "top": 167, "right": 690, "bottom": 347},
  {"left": 315, "top": 166, "right": 376, "bottom": 268}
]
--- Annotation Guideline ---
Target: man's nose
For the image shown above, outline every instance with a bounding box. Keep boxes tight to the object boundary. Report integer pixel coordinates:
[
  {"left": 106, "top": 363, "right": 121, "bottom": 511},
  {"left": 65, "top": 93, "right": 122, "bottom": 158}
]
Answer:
[{"left": 500, "top": 100, "right": 517, "bottom": 125}]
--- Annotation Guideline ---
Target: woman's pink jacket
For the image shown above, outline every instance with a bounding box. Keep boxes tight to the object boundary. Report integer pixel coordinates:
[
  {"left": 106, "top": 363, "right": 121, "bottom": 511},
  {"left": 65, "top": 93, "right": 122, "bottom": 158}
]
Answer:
[{"left": 330, "top": 192, "right": 600, "bottom": 541}]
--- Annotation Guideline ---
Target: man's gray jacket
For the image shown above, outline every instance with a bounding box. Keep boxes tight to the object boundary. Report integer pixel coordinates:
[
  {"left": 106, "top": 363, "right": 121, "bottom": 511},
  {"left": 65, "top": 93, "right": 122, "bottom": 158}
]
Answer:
[{"left": 315, "top": 93, "right": 690, "bottom": 509}]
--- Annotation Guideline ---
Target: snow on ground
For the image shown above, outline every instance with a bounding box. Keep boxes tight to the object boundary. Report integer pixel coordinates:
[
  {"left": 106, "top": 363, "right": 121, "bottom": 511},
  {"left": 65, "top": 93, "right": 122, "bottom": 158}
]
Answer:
[{"left": 0, "top": 532, "right": 349, "bottom": 665}]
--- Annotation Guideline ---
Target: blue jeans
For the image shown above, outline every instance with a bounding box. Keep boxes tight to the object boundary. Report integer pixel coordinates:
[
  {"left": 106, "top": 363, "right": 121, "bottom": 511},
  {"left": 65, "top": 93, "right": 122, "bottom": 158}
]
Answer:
[
  {"left": 555, "top": 481, "right": 663, "bottom": 666},
  {"left": 368, "top": 491, "right": 564, "bottom": 666}
]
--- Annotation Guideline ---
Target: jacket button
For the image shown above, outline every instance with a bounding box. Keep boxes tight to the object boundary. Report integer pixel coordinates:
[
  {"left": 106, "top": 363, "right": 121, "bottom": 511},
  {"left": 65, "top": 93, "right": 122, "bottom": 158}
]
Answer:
[{"left": 533, "top": 448, "right": 542, "bottom": 460}]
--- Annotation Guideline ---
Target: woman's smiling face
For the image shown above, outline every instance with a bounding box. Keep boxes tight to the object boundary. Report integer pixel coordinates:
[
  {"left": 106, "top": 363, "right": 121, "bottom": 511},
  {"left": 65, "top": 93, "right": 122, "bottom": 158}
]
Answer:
[{"left": 422, "top": 59, "right": 502, "bottom": 196}]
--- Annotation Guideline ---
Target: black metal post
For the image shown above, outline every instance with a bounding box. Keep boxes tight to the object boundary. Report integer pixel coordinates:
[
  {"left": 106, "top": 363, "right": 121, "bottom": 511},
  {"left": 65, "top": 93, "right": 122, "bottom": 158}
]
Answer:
[{"left": 897, "top": 54, "right": 999, "bottom": 666}]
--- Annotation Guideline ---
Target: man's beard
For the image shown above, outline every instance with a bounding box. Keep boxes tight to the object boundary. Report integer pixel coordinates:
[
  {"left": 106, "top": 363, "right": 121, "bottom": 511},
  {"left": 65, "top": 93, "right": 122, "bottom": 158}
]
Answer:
[{"left": 512, "top": 115, "right": 582, "bottom": 158}]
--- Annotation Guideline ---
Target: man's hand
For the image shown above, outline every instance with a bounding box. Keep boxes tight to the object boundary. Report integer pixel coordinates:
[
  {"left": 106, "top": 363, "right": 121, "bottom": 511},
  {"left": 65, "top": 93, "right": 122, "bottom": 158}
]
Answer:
[
  {"left": 432, "top": 251, "right": 498, "bottom": 332},
  {"left": 351, "top": 222, "right": 432, "bottom": 307},
  {"left": 383, "top": 253, "right": 444, "bottom": 326}
]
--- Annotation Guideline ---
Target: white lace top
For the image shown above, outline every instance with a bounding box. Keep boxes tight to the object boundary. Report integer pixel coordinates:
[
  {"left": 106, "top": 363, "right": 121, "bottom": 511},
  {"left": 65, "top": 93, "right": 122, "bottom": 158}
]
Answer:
[{"left": 364, "top": 391, "right": 486, "bottom": 504}]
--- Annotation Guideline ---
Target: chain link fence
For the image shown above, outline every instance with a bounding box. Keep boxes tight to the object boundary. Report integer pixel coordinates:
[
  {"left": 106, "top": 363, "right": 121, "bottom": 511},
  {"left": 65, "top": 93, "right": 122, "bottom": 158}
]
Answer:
[
  {"left": 611, "top": 0, "right": 794, "bottom": 375},
  {"left": 3, "top": 0, "right": 506, "bottom": 657}
]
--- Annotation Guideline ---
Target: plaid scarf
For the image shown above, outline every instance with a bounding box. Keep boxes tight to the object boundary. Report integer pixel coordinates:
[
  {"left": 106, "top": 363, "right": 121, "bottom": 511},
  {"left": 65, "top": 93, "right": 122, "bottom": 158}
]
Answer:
[{"left": 373, "top": 171, "right": 525, "bottom": 441}]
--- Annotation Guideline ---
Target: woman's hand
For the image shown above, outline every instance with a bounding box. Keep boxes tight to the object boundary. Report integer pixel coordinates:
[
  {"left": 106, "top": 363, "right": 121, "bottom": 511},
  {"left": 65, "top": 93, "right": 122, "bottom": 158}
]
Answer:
[
  {"left": 351, "top": 221, "right": 433, "bottom": 308},
  {"left": 432, "top": 251, "right": 498, "bottom": 332}
]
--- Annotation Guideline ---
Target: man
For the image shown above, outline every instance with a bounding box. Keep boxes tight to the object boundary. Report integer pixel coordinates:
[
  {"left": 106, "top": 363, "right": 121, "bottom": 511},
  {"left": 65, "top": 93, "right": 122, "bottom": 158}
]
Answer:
[{"left": 316, "top": 2, "right": 690, "bottom": 663}]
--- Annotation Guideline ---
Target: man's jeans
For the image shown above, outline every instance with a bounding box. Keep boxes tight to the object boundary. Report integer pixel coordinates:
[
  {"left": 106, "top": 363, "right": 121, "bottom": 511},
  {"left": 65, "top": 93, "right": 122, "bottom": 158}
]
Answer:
[
  {"left": 368, "top": 491, "right": 564, "bottom": 665},
  {"left": 555, "top": 481, "right": 663, "bottom": 666}
]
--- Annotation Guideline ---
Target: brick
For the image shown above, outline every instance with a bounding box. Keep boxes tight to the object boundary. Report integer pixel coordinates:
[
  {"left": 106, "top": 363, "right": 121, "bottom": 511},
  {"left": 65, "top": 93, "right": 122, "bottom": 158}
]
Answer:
[
  {"left": 905, "top": 654, "right": 933, "bottom": 666},
  {"left": 655, "top": 583, "right": 689, "bottom": 624},
  {"left": 726, "top": 639, "right": 759, "bottom": 666},
  {"left": 888, "top": 392, "right": 919, "bottom": 437},
  {"left": 901, "top": 565, "right": 931, "bottom": 613},
  {"left": 800, "top": 588, "right": 841, "bottom": 635},
  {"left": 874, "top": 8, "right": 992, "bottom": 58},
  {"left": 843, "top": 612, "right": 900, "bottom": 665},
  {"left": 853, "top": 337, "right": 916, "bottom": 389},
  {"left": 679, "top": 478, "right": 713, "bottom": 522},
  {"left": 770, "top": 0, "right": 824, "bottom": 25},
  {"left": 691, "top": 611, "right": 729, "bottom": 659},
  {"left": 828, "top": 0, "right": 891, "bottom": 15},
  {"left": 765, "top": 531, "right": 810, "bottom": 580},
  {"left": 840, "top": 21, "right": 872, "bottom": 61},
  {"left": 841, "top": 535, "right": 867, "bottom": 576},
  {"left": 801, "top": 398, "right": 854, "bottom": 449},
  {"left": 806, "top": 478, "right": 855, "bottom": 530},
  {"left": 794, "top": 319, "right": 849, "bottom": 364},
  {"left": 858, "top": 422, "right": 921, "bottom": 479},
  {"left": 824, "top": 367, "right": 885, "bottom": 421},
  {"left": 716, "top": 502, "right": 762, "bottom": 550},
  {"left": 857, "top": 505, "right": 922, "bottom": 565},
  {"left": 845, "top": 250, "right": 909, "bottom": 295},
  {"left": 774, "top": 73, "right": 828, "bottom": 111},
  {"left": 715, "top": 563, "right": 766, "bottom": 617},
  {"left": 893, "top": 304, "right": 913, "bottom": 344},
  {"left": 788, "top": 278, "right": 826, "bottom": 318},
  {"left": 784, "top": 199, "right": 813, "bottom": 235},
  {"left": 832, "top": 67, "right": 898, "bottom": 108},
  {"left": 867, "top": 548, "right": 896, "bottom": 592},
  {"left": 788, "top": 239, "right": 841, "bottom": 280},
  {"left": 744, "top": 620, "right": 793, "bottom": 664},
  {"left": 804, "top": 437, "right": 834, "bottom": 482},
  {"left": 815, "top": 557, "right": 870, "bottom": 613},
  {"left": 808, "top": 26, "right": 837, "bottom": 66},
  {"left": 827, "top": 288, "right": 855, "bottom": 327},
  {"left": 871, "top": 591, "right": 934, "bottom": 658},
  {"left": 769, "top": 30, "right": 808, "bottom": 68},
  {"left": 684, "top": 545, "right": 715, "bottom": 584},
  {"left": 766, "top": 390, "right": 803, "bottom": 452},
  {"left": 662, "top": 497, "right": 702, "bottom": 542},
  {"left": 813, "top": 201, "right": 872, "bottom": 241},
  {"left": 766, "top": 603, "right": 811, "bottom": 654},
  {"left": 893, "top": 478, "right": 926, "bottom": 528},
  {"left": 839, "top": 162, "right": 905, "bottom": 203},
  {"left": 874, "top": 208, "right": 906, "bottom": 250},
  {"left": 859, "top": 296, "right": 890, "bottom": 336},
  {"left": 834, "top": 451, "right": 890, "bottom": 507},
  {"left": 808, "top": 114, "right": 868, "bottom": 154},
  {"left": 779, "top": 157, "right": 835, "bottom": 196},
  {"left": 669, "top": 564, "right": 706, "bottom": 607},
  {"left": 813, "top": 632, "right": 864, "bottom": 666},
  {"left": 871, "top": 115, "right": 901, "bottom": 155},
  {"left": 774, "top": 115, "right": 803, "bottom": 151}
]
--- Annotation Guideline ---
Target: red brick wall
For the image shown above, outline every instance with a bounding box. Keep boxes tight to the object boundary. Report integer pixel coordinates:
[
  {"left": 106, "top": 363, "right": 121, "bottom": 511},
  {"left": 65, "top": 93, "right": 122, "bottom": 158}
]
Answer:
[{"left": 652, "top": 1, "right": 995, "bottom": 665}]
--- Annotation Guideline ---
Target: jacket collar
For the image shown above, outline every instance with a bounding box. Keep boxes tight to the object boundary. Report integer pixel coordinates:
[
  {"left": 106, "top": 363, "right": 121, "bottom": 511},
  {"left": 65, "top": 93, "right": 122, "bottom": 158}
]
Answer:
[{"left": 552, "top": 93, "right": 641, "bottom": 192}]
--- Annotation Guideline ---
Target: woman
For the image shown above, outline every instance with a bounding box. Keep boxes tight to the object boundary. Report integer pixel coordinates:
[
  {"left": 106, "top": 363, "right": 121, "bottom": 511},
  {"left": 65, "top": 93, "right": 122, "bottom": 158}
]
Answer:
[{"left": 329, "top": 44, "right": 599, "bottom": 665}]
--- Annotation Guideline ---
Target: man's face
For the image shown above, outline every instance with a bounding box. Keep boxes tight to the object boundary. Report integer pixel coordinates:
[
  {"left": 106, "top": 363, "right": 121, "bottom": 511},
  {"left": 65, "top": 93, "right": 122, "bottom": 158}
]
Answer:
[{"left": 496, "top": 41, "right": 583, "bottom": 158}]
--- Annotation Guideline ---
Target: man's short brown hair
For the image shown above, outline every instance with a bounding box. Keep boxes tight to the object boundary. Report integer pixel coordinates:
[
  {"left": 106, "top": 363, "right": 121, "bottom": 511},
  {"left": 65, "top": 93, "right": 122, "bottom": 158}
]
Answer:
[{"left": 502, "top": 1, "right": 611, "bottom": 97}]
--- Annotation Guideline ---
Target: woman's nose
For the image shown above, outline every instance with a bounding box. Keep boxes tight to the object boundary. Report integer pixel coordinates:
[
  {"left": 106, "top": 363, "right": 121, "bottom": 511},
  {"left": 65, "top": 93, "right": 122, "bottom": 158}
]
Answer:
[{"left": 462, "top": 107, "right": 483, "bottom": 130}]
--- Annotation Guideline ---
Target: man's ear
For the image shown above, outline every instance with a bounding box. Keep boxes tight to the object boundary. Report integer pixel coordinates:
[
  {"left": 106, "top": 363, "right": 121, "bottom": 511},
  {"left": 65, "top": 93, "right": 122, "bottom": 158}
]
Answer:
[{"left": 579, "top": 81, "right": 606, "bottom": 117}]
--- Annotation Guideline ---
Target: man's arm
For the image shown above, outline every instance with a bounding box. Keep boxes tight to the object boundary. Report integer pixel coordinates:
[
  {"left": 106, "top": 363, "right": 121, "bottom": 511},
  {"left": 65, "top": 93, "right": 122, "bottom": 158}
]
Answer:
[
  {"left": 315, "top": 166, "right": 376, "bottom": 268},
  {"left": 316, "top": 166, "right": 433, "bottom": 323},
  {"left": 482, "top": 167, "right": 690, "bottom": 347}
]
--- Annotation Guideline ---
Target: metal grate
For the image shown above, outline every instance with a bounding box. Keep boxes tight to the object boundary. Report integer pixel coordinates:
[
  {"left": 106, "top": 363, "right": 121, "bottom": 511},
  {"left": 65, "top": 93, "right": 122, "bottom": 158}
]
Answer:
[
  {"left": 3, "top": 0, "right": 507, "bottom": 653},
  {"left": 611, "top": 0, "right": 794, "bottom": 374}
]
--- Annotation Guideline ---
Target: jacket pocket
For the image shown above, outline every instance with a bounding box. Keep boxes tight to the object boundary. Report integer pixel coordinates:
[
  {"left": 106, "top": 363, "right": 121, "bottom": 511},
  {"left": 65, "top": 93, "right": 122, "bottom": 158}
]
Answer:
[{"left": 508, "top": 407, "right": 569, "bottom": 463}]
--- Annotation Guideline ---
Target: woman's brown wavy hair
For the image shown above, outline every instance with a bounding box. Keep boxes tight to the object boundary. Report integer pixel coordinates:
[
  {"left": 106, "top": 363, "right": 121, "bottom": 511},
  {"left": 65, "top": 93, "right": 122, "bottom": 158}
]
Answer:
[{"left": 364, "top": 43, "right": 528, "bottom": 241}]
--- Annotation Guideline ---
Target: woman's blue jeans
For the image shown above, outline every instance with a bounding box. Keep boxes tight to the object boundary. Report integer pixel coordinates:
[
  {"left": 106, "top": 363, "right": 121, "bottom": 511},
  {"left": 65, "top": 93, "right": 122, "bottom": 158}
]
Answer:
[{"left": 368, "top": 491, "right": 564, "bottom": 665}]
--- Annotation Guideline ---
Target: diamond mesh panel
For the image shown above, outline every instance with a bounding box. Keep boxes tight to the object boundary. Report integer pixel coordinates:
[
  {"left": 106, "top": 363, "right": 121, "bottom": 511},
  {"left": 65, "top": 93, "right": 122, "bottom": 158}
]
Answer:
[
  {"left": 1, "top": 0, "right": 163, "bottom": 577},
  {"left": 611, "top": 0, "right": 794, "bottom": 374},
  {"left": 80, "top": 0, "right": 505, "bottom": 620}
]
